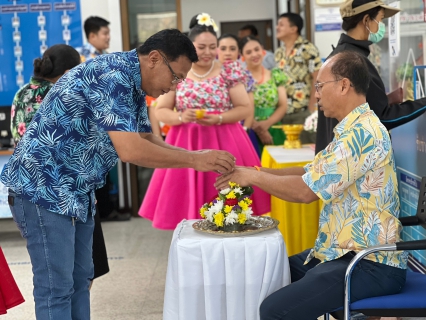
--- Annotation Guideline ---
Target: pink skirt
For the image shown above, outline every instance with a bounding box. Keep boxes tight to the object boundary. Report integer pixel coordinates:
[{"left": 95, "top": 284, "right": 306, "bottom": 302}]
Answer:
[{"left": 138, "top": 122, "right": 271, "bottom": 230}]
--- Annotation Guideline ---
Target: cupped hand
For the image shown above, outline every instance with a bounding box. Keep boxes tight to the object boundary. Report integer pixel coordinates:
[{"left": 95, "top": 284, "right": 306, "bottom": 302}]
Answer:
[
  {"left": 257, "top": 130, "right": 273, "bottom": 145},
  {"left": 196, "top": 114, "right": 220, "bottom": 126},
  {"left": 214, "top": 167, "right": 252, "bottom": 190},
  {"left": 181, "top": 109, "right": 197, "bottom": 123},
  {"left": 252, "top": 120, "right": 270, "bottom": 133},
  {"left": 193, "top": 149, "right": 236, "bottom": 173}
]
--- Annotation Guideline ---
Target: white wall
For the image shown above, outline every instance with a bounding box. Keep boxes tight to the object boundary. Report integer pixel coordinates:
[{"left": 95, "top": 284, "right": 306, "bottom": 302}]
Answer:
[
  {"left": 181, "top": 0, "right": 278, "bottom": 49},
  {"left": 80, "top": 0, "right": 123, "bottom": 53}
]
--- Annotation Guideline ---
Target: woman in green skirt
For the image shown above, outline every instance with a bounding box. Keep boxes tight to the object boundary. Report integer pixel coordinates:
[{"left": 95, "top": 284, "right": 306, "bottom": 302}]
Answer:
[{"left": 240, "top": 35, "right": 288, "bottom": 156}]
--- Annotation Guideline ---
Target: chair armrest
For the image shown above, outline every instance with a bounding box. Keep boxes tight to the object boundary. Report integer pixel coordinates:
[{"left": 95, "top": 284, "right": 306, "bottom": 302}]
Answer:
[
  {"left": 399, "top": 216, "right": 420, "bottom": 226},
  {"left": 396, "top": 239, "right": 426, "bottom": 251}
]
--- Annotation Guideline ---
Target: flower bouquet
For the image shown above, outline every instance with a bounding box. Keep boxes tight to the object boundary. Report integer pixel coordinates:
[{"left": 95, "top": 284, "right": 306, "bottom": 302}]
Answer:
[{"left": 199, "top": 182, "right": 254, "bottom": 232}]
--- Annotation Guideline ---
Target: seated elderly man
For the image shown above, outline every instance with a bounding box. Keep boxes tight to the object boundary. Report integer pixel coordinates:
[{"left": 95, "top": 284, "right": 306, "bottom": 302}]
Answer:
[{"left": 215, "top": 51, "right": 408, "bottom": 320}]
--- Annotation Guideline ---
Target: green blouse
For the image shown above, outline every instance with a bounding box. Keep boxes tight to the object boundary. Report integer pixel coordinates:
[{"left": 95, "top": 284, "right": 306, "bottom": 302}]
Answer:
[
  {"left": 11, "top": 77, "right": 52, "bottom": 144},
  {"left": 253, "top": 68, "right": 288, "bottom": 121}
]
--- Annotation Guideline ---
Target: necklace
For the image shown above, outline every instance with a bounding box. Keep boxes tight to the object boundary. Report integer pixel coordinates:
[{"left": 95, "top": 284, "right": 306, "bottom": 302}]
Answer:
[{"left": 191, "top": 61, "right": 215, "bottom": 80}]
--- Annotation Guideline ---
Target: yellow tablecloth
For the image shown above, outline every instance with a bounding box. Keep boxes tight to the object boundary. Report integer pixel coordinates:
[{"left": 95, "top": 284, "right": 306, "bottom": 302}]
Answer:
[{"left": 261, "top": 146, "right": 322, "bottom": 256}]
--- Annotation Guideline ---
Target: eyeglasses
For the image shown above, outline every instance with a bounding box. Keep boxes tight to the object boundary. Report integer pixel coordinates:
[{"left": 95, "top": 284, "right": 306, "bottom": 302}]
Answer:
[
  {"left": 314, "top": 79, "right": 341, "bottom": 93},
  {"left": 157, "top": 51, "right": 184, "bottom": 84},
  {"left": 314, "top": 79, "right": 353, "bottom": 93}
]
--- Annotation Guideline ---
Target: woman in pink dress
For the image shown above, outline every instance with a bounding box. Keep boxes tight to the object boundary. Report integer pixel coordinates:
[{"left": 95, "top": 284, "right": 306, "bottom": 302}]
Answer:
[{"left": 138, "top": 13, "right": 271, "bottom": 229}]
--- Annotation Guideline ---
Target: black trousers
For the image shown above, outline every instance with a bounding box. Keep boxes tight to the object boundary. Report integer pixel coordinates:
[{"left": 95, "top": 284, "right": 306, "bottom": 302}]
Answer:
[
  {"left": 92, "top": 206, "right": 109, "bottom": 279},
  {"left": 259, "top": 249, "right": 406, "bottom": 320}
]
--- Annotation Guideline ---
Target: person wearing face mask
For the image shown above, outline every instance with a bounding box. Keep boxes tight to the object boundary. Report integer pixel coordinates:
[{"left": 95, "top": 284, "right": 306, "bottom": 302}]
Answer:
[
  {"left": 315, "top": 0, "right": 426, "bottom": 155},
  {"left": 138, "top": 13, "right": 271, "bottom": 230}
]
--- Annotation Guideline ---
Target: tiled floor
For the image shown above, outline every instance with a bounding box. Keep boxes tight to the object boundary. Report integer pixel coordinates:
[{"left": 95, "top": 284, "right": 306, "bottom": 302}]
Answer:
[{"left": 1, "top": 217, "right": 425, "bottom": 320}]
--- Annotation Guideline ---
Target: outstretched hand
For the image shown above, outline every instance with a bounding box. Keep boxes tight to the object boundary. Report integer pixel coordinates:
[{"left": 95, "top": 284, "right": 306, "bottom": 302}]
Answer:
[
  {"left": 193, "top": 150, "right": 236, "bottom": 173},
  {"left": 214, "top": 166, "right": 254, "bottom": 190}
]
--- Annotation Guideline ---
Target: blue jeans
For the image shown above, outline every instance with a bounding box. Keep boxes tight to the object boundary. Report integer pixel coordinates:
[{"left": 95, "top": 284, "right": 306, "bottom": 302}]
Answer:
[
  {"left": 9, "top": 190, "right": 94, "bottom": 320},
  {"left": 260, "top": 249, "right": 406, "bottom": 320}
]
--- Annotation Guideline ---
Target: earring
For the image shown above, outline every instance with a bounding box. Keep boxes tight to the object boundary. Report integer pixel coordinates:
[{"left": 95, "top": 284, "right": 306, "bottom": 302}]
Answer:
[
  {"left": 241, "top": 56, "right": 245, "bottom": 62},
  {"left": 263, "top": 50, "right": 266, "bottom": 56}
]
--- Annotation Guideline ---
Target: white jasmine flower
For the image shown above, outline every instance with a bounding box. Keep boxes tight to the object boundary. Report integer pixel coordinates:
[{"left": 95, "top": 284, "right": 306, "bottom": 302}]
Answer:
[
  {"left": 220, "top": 188, "right": 231, "bottom": 195},
  {"left": 225, "top": 211, "right": 238, "bottom": 225},
  {"left": 233, "top": 187, "right": 243, "bottom": 195},
  {"left": 243, "top": 207, "right": 253, "bottom": 220}
]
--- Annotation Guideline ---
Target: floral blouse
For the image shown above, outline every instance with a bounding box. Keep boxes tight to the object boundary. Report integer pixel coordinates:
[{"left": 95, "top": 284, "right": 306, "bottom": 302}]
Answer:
[
  {"left": 175, "top": 61, "right": 248, "bottom": 112},
  {"left": 302, "top": 103, "right": 407, "bottom": 269},
  {"left": 10, "top": 77, "right": 53, "bottom": 144},
  {"left": 253, "top": 68, "right": 288, "bottom": 121}
]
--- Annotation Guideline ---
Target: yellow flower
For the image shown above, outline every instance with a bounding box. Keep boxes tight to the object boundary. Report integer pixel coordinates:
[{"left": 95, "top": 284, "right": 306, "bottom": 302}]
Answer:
[
  {"left": 244, "top": 198, "right": 253, "bottom": 205},
  {"left": 209, "top": 202, "right": 213, "bottom": 206},
  {"left": 200, "top": 207, "right": 207, "bottom": 218},
  {"left": 229, "top": 182, "right": 238, "bottom": 188},
  {"left": 226, "top": 191, "right": 236, "bottom": 199},
  {"left": 238, "top": 200, "right": 249, "bottom": 211},
  {"left": 224, "top": 205, "right": 233, "bottom": 214},
  {"left": 238, "top": 213, "right": 247, "bottom": 224},
  {"left": 214, "top": 212, "right": 224, "bottom": 227}
]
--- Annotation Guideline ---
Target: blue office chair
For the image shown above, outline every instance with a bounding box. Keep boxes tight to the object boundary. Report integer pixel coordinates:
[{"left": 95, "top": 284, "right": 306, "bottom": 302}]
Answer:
[{"left": 325, "top": 176, "right": 426, "bottom": 320}]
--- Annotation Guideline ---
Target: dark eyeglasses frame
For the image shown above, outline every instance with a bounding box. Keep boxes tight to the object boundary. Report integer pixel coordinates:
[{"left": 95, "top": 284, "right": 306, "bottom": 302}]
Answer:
[{"left": 158, "top": 51, "right": 184, "bottom": 84}]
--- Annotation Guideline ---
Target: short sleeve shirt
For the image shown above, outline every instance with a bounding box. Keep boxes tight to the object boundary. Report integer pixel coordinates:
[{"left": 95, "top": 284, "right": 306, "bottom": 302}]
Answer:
[
  {"left": 1, "top": 49, "right": 151, "bottom": 222},
  {"left": 275, "top": 36, "right": 322, "bottom": 114},
  {"left": 10, "top": 77, "right": 53, "bottom": 144},
  {"left": 302, "top": 103, "right": 408, "bottom": 269}
]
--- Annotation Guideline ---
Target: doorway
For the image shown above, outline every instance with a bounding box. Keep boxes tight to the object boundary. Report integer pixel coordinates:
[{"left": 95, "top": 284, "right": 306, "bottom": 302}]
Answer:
[{"left": 220, "top": 20, "right": 274, "bottom": 51}]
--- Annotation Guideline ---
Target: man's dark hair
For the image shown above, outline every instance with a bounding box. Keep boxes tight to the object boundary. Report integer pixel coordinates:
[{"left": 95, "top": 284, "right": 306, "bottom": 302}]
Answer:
[
  {"left": 329, "top": 51, "right": 370, "bottom": 96},
  {"left": 84, "top": 16, "right": 110, "bottom": 39},
  {"left": 239, "top": 24, "right": 258, "bottom": 37},
  {"left": 187, "top": 14, "right": 217, "bottom": 41},
  {"left": 341, "top": 7, "right": 381, "bottom": 32},
  {"left": 33, "top": 44, "right": 80, "bottom": 79},
  {"left": 239, "top": 35, "right": 262, "bottom": 52},
  {"left": 138, "top": 29, "right": 198, "bottom": 63},
  {"left": 279, "top": 12, "right": 304, "bottom": 35}
]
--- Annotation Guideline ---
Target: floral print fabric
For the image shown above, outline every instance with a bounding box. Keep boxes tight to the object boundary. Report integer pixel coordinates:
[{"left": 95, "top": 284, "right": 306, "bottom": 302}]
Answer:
[
  {"left": 10, "top": 77, "right": 52, "bottom": 144},
  {"left": 175, "top": 61, "right": 247, "bottom": 112},
  {"left": 253, "top": 68, "right": 287, "bottom": 120},
  {"left": 302, "top": 103, "right": 407, "bottom": 269},
  {"left": 275, "top": 36, "right": 322, "bottom": 114}
]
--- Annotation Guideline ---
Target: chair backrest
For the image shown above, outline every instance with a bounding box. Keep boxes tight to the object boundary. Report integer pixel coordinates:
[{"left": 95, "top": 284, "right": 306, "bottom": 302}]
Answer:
[{"left": 417, "top": 177, "right": 426, "bottom": 229}]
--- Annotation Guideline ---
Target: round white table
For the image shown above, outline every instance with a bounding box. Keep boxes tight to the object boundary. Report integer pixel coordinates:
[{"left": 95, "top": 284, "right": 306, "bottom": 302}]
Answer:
[{"left": 163, "top": 219, "right": 291, "bottom": 320}]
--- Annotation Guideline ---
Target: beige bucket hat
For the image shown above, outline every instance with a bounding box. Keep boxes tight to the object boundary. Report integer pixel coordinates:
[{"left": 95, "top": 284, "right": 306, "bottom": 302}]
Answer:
[{"left": 340, "top": 0, "right": 401, "bottom": 19}]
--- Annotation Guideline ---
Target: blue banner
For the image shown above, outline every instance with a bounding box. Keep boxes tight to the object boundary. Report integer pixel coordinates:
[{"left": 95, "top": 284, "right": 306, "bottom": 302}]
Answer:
[{"left": 0, "top": 0, "right": 83, "bottom": 106}]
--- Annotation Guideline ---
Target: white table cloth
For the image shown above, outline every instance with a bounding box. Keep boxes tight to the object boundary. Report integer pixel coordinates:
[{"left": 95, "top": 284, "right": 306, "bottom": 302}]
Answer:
[{"left": 163, "top": 219, "right": 291, "bottom": 320}]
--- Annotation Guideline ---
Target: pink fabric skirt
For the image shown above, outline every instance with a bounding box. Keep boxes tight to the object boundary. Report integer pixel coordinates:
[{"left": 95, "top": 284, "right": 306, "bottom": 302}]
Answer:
[{"left": 138, "top": 122, "right": 271, "bottom": 230}]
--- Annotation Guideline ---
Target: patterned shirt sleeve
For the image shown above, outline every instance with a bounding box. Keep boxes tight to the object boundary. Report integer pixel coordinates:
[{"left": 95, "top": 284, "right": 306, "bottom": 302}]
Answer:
[
  {"left": 302, "top": 126, "right": 380, "bottom": 202},
  {"left": 221, "top": 60, "right": 247, "bottom": 89},
  {"left": 304, "top": 42, "right": 322, "bottom": 74}
]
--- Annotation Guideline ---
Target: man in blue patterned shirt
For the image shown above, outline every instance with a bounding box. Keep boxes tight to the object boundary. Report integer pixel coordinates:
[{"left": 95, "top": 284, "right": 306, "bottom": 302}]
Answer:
[{"left": 1, "top": 29, "right": 236, "bottom": 320}]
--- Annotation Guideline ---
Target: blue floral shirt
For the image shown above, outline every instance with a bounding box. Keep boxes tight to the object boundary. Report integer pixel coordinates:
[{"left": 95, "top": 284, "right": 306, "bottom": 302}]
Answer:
[
  {"left": 302, "top": 103, "right": 407, "bottom": 269},
  {"left": 1, "top": 49, "right": 151, "bottom": 222}
]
